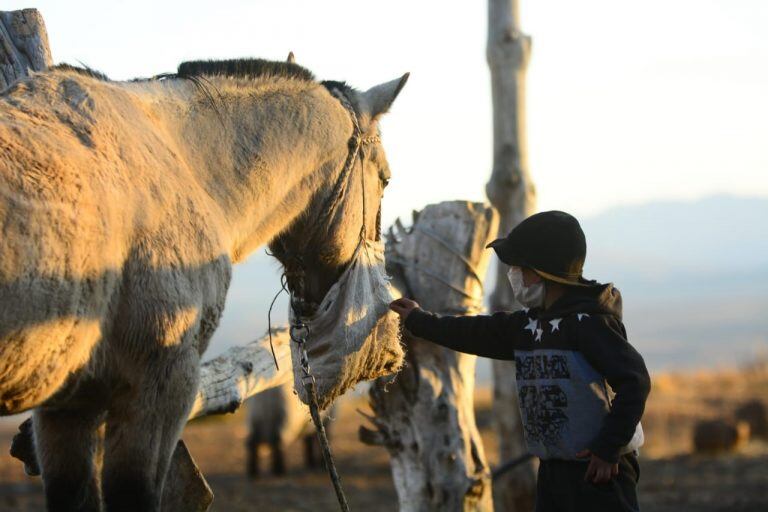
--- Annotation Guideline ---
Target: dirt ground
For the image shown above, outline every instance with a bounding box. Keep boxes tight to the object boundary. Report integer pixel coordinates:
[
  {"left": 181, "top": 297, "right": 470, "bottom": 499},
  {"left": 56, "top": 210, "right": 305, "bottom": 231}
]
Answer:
[{"left": 2, "top": 369, "right": 768, "bottom": 512}]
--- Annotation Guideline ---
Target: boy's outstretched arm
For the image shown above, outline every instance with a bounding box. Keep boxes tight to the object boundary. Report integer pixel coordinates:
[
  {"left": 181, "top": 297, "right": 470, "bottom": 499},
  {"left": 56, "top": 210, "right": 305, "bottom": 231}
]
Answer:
[
  {"left": 389, "top": 298, "right": 522, "bottom": 360},
  {"left": 577, "top": 314, "right": 652, "bottom": 464}
]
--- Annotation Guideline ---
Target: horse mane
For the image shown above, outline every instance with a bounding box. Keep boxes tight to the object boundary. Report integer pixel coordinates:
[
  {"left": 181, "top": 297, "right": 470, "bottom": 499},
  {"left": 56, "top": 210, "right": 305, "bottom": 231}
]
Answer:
[
  {"left": 50, "top": 58, "right": 316, "bottom": 84},
  {"left": 177, "top": 58, "right": 315, "bottom": 82},
  {"left": 321, "top": 80, "right": 354, "bottom": 97},
  {"left": 49, "top": 60, "right": 359, "bottom": 101}
]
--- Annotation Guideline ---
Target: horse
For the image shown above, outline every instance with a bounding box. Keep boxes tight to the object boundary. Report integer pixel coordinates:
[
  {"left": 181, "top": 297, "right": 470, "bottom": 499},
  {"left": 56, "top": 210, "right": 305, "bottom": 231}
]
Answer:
[
  {"left": 245, "top": 381, "right": 336, "bottom": 478},
  {"left": 0, "top": 57, "right": 407, "bottom": 511}
]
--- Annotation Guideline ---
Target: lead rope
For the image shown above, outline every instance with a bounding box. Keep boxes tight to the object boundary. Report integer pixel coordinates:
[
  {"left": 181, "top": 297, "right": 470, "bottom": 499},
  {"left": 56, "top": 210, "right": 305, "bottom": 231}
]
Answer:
[{"left": 289, "top": 306, "right": 350, "bottom": 512}]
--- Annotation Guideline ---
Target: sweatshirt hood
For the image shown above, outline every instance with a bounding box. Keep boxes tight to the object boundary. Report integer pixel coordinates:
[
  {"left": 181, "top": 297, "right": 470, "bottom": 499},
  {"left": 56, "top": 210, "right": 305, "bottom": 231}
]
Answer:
[{"left": 538, "top": 282, "right": 623, "bottom": 321}]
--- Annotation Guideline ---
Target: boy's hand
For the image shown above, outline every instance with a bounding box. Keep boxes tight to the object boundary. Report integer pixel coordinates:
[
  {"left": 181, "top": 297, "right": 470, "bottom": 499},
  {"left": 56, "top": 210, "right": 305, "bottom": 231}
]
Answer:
[
  {"left": 576, "top": 449, "right": 618, "bottom": 483},
  {"left": 389, "top": 298, "right": 420, "bottom": 321}
]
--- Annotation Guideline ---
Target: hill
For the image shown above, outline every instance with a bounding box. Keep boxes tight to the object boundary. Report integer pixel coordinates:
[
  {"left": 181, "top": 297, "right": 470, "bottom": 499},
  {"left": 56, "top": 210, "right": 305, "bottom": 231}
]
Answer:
[
  {"left": 581, "top": 195, "right": 768, "bottom": 370},
  {"left": 207, "top": 195, "right": 768, "bottom": 372}
]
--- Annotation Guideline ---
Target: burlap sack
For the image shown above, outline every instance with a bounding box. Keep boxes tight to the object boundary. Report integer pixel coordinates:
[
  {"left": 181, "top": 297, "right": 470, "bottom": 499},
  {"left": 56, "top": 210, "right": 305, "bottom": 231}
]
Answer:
[{"left": 290, "top": 240, "right": 403, "bottom": 410}]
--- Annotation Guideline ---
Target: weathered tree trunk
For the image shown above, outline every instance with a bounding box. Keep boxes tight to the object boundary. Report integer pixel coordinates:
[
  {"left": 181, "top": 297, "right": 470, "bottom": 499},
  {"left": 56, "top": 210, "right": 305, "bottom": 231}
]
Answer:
[
  {"left": 361, "top": 201, "right": 498, "bottom": 511},
  {"left": 485, "top": 1, "right": 538, "bottom": 511},
  {"left": 0, "top": 8, "right": 53, "bottom": 90}
]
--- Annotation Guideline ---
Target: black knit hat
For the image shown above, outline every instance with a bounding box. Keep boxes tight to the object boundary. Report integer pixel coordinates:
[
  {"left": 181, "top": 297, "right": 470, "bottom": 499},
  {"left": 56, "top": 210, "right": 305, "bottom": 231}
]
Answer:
[{"left": 486, "top": 211, "right": 592, "bottom": 286}]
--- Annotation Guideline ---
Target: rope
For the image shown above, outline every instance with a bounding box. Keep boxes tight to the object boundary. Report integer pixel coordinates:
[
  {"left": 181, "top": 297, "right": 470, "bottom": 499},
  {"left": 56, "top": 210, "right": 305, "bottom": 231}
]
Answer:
[
  {"left": 290, "top": 300, "right": 350, "bottom": 511},
  {"left": 265, "top": 272, "right": 290, "bottom": 370},
  {"left": 491, "top": 453, "right": 535, "bottom": 481},
  {"left": 305, "top": 378, "right": 351, "bottom": 512}
]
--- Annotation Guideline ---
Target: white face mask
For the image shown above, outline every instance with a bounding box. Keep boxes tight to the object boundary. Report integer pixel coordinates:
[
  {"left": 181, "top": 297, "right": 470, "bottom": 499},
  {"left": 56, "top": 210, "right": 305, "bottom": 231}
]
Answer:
[{"left": 506, "top": 266, "right": 545, "bottom": 309}]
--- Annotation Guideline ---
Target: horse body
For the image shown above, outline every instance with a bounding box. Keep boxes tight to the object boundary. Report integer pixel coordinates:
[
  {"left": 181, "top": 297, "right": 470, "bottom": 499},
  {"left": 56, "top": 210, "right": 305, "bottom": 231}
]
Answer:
[
  {"left": 0, "top": 72, "right": 230, "bottom": 414},
  {"left": 0, "top": 61, "right": 406, "bottom": 510}
]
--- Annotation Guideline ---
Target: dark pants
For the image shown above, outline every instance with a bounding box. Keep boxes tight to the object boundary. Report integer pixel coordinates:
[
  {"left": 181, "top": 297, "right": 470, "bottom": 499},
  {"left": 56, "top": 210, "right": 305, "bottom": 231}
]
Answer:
[{"left": 535, "top": 453, "right": 640, "bottom": 512}]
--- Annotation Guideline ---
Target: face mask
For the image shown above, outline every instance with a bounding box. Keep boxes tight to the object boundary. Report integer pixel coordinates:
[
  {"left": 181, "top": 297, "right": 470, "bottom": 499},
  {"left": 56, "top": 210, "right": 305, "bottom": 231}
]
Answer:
[{"left": 506, "top": 266, "right": 545, "bottom": 309}]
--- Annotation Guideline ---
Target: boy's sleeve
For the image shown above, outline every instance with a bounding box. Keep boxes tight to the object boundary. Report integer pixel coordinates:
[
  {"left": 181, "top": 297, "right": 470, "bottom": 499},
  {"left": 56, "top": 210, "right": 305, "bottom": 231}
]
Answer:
[
  {"left": 577, "top": 314, "right": 651, "bottom": 463},
  {"left": 403, "top": 309, "right": 524, "bottom": 360}
]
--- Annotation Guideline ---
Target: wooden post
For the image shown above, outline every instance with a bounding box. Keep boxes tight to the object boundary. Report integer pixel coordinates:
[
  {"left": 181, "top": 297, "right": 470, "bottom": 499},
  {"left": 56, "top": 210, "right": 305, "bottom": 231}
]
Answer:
[
  {"left": 361, "top": 201, "right": 498, "bottom": 511},
  {"left": 0, "top": 8, "right": 53, "bottom": 89},
  {"left": 485, "top": 0, "right": 538, "bottom": 510}
]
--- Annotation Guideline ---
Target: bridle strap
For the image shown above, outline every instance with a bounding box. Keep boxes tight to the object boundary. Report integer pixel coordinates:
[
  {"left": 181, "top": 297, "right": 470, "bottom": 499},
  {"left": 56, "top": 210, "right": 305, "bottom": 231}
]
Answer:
[
  {"left": 297, "top": 88, "right": 379, "bottom": 262},
  {"left": 309, "top": 91, "right": 363, "bottom": 250}
]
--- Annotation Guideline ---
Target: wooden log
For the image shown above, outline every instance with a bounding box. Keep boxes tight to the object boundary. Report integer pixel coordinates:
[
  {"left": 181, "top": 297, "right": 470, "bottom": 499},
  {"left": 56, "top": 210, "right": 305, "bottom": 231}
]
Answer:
[
  {"left": 188, "top": 329, "right": 292, "bottom": 419},
  {"left": 363, "top": 201, "right": 498, "bottom": 511},
  {"left": 0, "top": 8, "right": 53, "bottom": 90},
  {"left": 485, "top": 0, "right": 538, "bottom": 510}
]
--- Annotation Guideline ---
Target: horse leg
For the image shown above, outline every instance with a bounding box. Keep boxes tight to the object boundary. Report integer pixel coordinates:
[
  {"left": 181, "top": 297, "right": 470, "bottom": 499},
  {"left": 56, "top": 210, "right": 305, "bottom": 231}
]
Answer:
[
  {"left": 270, "top": 435, "right": 286, "bottom": 476},
  {"left": 303, "top": 434, "right": 317, "bottom": 469},
  {"left": 245, "top": 432, "right": 260, "bottom": 479},
  {"left": 101, "top": 348, "right": 199, "bottom": 512},
  {"left": 33, "top": 407, "right": 103, "bottom": 512}
]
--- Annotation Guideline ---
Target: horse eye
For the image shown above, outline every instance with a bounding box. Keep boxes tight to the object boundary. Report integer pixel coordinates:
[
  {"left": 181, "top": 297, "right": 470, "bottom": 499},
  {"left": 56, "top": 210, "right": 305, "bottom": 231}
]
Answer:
[{"left": 382, "top": 178, "right": 390, "bottom": 188}]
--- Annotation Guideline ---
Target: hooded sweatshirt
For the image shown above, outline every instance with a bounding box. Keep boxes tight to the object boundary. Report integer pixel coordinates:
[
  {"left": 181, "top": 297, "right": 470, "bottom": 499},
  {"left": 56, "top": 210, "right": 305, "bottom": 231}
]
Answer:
[{"left": 404, "top": 283, "right": 650, "bottom": 463}]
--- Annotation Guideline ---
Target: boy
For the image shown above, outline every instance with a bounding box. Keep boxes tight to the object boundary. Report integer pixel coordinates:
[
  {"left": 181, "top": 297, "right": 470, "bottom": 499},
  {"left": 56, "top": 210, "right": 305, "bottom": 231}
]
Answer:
[{"left": 390, "top": 210, "right": 650, "bottom": 512}]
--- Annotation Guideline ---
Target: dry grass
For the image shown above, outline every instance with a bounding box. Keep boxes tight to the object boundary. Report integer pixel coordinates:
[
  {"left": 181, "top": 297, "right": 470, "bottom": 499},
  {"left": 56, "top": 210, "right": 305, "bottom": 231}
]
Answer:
[
  {"left": 1, "top": 363, "right": 768, "bottom": 511},
  {"left": 642, "top": 359, "right": 768, "bottom": 457}
]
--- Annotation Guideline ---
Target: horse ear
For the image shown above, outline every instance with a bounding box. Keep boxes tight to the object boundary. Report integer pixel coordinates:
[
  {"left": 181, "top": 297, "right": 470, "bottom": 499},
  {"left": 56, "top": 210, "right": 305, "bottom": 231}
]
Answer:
[
  {"left": 287, "top": 51, "right": 296, "bottom": 64},
  {"left": 361, "top": 73, "right": 409, "bottom": 121}
]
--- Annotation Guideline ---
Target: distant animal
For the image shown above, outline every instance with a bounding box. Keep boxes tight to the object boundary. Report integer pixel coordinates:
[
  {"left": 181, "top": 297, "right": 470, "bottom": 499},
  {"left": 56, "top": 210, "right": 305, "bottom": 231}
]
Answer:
[
  {"left": 0, "top": 57, "right": 407, "bottom": 511},
  {"left": 735, "top": 399, "right": 768, "bottom": 439},
  {"left": 692, "top": 418, "right": 750, "bottom": 454},
  {"left": 245, "top": 382, "right": 335, "bottom": 477}
]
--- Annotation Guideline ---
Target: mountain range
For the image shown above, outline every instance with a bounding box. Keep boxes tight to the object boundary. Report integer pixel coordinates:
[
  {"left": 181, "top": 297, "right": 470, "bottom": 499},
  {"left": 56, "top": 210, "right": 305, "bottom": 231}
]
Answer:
[{"left": 207, "top": 195, "right": 768, "bottom": 374}]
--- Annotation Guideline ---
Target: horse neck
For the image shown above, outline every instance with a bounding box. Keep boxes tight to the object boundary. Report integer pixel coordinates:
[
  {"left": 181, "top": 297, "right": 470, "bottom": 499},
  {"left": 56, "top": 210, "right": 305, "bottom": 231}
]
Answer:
[{"left": 144, "top": 78, "right": 352, "bottom": 262}]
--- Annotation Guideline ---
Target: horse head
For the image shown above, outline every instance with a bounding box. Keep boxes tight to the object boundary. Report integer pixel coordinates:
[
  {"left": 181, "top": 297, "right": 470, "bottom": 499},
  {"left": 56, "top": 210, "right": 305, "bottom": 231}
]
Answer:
[{"left": 268, "top": 70, "right": 409, "bottom": 408}]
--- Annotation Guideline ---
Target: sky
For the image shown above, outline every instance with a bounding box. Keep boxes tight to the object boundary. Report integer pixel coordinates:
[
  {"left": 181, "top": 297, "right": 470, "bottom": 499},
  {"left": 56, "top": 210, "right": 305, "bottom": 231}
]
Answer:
[{"left": 5, "top": 0, "right": 767, "bottom": 226}]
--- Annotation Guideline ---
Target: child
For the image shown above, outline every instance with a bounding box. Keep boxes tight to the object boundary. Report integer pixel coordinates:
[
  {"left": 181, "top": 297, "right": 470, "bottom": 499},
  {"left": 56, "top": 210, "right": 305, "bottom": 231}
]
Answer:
[{"left": 390, "top": 210, "right": 650, "bottom": 512}]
